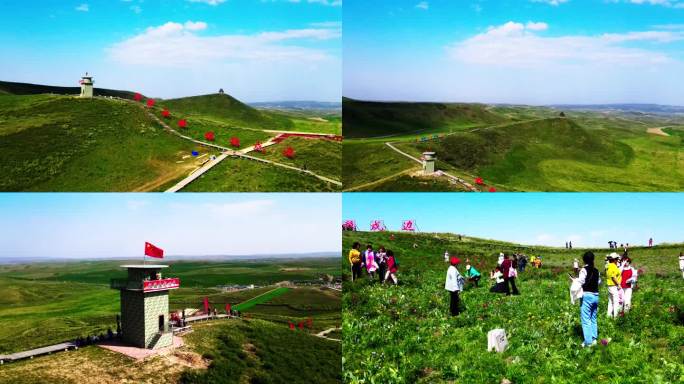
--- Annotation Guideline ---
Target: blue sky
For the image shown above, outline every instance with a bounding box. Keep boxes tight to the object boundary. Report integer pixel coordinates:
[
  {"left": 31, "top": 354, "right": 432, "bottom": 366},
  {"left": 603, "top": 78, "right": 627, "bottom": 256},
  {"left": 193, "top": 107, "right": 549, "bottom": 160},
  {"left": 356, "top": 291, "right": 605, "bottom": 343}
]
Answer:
[
  {"left": 0, "top": 193, "right": 341, "bottom": 259},
  {"left": 343, "top": 193, "right": 684, "bottom": 248},
  {"left": 0, "top": 0, "right": 341, "bottom": 101},
  {"left": 344, "top": 0, "right": 684, "bottom": 105}
]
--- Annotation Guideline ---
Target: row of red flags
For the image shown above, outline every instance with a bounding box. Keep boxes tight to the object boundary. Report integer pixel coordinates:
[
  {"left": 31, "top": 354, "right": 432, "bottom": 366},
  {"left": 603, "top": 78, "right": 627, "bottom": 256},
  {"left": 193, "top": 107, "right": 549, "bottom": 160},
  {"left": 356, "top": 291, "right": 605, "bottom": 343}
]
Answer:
[{"left": 288, "top": 318, "right": 314, "bottom": 330}]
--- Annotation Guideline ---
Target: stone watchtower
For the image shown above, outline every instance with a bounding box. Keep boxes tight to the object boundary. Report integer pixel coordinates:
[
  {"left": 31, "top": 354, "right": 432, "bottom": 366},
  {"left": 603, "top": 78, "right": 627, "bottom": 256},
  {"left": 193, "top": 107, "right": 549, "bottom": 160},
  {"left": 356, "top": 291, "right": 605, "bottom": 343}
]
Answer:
[
  {"left": 422, "top": 151, "right": 436, "bottom": 174},
  {"left": 80, "top": 73, "right": 94, "bottom": 98},
  {"left": 110, "top": 265, "right": 179, "bottom": 349}
]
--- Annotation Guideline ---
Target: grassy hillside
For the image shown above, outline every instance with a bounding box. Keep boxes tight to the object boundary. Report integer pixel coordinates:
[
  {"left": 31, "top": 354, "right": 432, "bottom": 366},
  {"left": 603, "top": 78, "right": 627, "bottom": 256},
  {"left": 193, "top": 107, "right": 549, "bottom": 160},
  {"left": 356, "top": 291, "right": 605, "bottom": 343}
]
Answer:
[
  {"left": 343, "top": 98, "right": 507, "bottom": 139},
  {"left": 0, "top": 80, "right": 138, "bottom": 99},
  {"left": 0, "top": 94, "right": 202, "bottom": 191},
  {"left": 342, "top": 231, "right": 684, "bottom": 383},
  {"left": 163, "top": 93, "right": 293, "bottom": 131},
  {"left": 0, "top": 258, "right": 339, "bottom": 353},
  {"left": 251, "top": 137, "right": 342, "bottom": 181}
]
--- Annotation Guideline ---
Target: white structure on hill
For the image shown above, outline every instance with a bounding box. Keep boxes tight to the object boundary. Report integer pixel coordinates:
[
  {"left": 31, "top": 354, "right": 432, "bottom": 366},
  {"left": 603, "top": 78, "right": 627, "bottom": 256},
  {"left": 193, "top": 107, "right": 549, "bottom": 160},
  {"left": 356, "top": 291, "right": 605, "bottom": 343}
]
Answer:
[{"left": 80, "top": 73, "right": 93, "bottom": 98}]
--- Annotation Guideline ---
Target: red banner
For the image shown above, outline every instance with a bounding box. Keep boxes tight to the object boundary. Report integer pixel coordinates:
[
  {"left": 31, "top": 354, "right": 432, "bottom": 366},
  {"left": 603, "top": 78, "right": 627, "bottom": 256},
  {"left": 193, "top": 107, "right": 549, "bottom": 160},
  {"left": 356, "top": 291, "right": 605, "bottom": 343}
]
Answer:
[
  {"left": 203, "top": 297, "right": 209, "bottom": 314},
  {"left": 143, "top": 278, "right": 180, "bottom": 292},
  {"left": 178, "top": 119, "right": 187, "bottom": 128}
]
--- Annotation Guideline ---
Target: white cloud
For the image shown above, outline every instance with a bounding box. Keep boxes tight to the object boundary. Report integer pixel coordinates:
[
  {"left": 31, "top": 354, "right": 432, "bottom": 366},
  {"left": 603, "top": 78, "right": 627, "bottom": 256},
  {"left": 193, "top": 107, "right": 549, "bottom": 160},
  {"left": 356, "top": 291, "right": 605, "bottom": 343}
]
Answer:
[
  {"left": 416, "top": 1, "right": 429, "bottom": 10},
  {"left": 108, "top": 21, "right": 340, "bottom": 67},
  {"left": 448, "top": 21, "right": 680, "bottom": 68},
  {"left": 75, "top": 3, "right": 89, "bottom": 12},
  {"left": 269, "top": 0, "right": 342, "bottom": 5},
  {"left": 531, "top": 0, "right": 569, "bottom": 6},
  {"left": 187, "top": 0, "right": 226, "bottom": 5},
  {"left": 612, "top": 0, "right": 684, "bottom": 7},
  {"left": 130, "top": 5, "right": 142, "bottom": 13}
]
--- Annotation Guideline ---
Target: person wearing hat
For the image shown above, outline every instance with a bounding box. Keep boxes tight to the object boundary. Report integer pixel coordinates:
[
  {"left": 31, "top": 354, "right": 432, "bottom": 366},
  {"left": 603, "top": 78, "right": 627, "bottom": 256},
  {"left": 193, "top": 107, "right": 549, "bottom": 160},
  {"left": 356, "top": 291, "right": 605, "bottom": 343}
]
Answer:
[
  {"left": 445, "top": 257, "right": 465, "bottom": 316},
  {"left": 605, "top": 253, "right": 622, "bottom": 318},
  {"left": 464, "top": 263, "right": 482, "bottom": 287}
]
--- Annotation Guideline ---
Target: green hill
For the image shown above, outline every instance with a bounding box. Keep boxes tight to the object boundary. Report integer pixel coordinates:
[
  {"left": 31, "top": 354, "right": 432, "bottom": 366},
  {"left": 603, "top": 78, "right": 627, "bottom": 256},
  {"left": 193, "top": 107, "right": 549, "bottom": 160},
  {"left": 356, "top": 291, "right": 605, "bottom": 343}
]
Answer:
[
  {"left": 406, "top": 117, "right": 634, "bottom": 189},
  {"left": 343, "top": 231, "right": 684, "bottom": 383},
  {"left": 0, "top": 80, "right": 138, "bottom": 99},
  {"left": 162, "top": 93, "right": 294, "bottom": 131},
  {"left": 0, "top": 94, "right": 202, "bottom": 191},
  {"left": 343, "top": 97, "right": 507, "bottom": 138}
]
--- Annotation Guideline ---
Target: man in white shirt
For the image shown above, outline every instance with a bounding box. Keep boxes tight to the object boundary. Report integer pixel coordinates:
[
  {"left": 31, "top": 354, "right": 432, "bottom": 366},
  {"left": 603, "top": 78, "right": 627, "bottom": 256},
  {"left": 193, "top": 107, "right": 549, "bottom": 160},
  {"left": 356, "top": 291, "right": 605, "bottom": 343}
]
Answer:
[{"left": 445, "top": 257, "right": 464, "bottom": 316}]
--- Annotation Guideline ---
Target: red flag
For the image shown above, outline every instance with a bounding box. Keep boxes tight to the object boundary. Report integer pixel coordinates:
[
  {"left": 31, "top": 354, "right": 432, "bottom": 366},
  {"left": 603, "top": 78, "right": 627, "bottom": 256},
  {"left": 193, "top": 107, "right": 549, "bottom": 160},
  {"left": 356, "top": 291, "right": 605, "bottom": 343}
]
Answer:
[
  {"left": 289, "top": 322, "right": 295, "bottom": 330},
  {"left": 298, "top": 322, "right": 304, "bottom": 330},
  {"left": 161, "top": 109, "right": 170, "bottom": 118},
  {"left": 144, "top": 242, "right": 164, "bottom": 258},
  {"left": 203, "top": 297, "right": 209, "bottom": 314},
  {"left": 205, "top": 131, "right": 215, "bottom": 141},
  {"left": 283, "top": 146, "right": 295, "bottom": 159},
  {"left": 225, "top": 303, "right": 231, "bottom": 313},
  {"left": 178, "top": 119, "right": 187, "bottom": 128},
  {"left": 253, "top": 141, "right": 264, "bottom": 152},
  {"left": 475, "top": 177, "right": 484, "bottom": 185},
  {"left": 134, "top": 93, "right": 142, "bottom": 101},
  {"left": 146, "top": 99, "right": 155, "bottom": 108},
  {"left": 489, "top": 187, "right": 497, "bottom": 192},
  {"left": 230, "top": 137, "right": 240, "bottom": 148}
]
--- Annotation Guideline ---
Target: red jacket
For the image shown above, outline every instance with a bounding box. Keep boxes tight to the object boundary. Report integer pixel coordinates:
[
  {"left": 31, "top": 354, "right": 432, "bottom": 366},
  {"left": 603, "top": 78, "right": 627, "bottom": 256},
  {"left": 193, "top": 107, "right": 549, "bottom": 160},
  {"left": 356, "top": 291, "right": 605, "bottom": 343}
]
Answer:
[
  {"left": 387, "top": 256, "right": 397, "bottom": 273},
  {"left": 501, "top": 259, "right": 512, "bottom": 280},
  {"left": 621, "top": 268, "right": 633, "bottom": 289}
]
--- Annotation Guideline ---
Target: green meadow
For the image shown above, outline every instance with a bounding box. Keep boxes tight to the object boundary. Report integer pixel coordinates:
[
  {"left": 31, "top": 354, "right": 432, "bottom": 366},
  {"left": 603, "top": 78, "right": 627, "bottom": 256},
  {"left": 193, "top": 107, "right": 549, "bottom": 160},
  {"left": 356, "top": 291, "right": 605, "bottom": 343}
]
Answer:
[
  {"left": 0, "top": 258, "right": 339, "bottom": 354},
  {"left": 342, "top": 231, "right": 684, "bottom": 383},
  {"left": 343, "top": 99, "right": 684, "bottom": 192}
]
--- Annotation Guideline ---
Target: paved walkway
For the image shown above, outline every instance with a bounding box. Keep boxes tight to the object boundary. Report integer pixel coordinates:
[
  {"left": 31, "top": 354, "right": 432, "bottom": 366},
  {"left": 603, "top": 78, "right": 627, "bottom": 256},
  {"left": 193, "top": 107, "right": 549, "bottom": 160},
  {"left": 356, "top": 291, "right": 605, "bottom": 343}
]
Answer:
[{"left": 0, "top": 342, "right": 77, "bottom": 364}]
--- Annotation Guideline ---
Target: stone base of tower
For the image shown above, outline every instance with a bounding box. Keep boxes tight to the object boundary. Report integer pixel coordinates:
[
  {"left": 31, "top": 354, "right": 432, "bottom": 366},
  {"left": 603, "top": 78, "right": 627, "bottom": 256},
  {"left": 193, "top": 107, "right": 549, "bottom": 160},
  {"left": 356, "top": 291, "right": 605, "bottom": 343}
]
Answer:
[{"left": 98, "top": 336, "right": 184, "bottom": 360}]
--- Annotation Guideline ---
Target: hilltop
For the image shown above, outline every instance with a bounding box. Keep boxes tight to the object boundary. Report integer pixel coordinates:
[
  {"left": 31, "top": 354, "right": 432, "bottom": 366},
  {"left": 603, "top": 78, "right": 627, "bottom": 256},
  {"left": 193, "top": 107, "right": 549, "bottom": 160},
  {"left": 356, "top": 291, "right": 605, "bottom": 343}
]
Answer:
[
  {"left": 342, "top": 230, "right": 684, "bottom": 383},
  {"left": 163, "top": 93, "right": 294, "bottom": 131},
  {"left": 343, "top": 97, "right": 507, "bottom": 139},
  {"left": 0, "top": 80, "right": 138, "bottom": 99}
]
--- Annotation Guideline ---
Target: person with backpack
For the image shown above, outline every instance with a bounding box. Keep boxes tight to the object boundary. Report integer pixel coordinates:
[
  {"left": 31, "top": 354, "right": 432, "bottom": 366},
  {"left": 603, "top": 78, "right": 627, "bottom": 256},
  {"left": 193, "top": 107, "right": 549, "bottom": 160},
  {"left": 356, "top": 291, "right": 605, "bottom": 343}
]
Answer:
[
  {"left": 501, "top": 254, "right": 520, "bottom": 295},
  {"left": 384, "top": 250, "right": 398, "bottom": 285},
  {"left": 348, "top": 242, "right": 362, "bottom": 281},
  {"left": 445, "top": 257, "right": 464, "bottom": 316},
  {"left": 620, "top": 257, "right": 638, "bottom": 314},
  {"left": 578, "top": 251, "right": 601, "bottom": 348}
]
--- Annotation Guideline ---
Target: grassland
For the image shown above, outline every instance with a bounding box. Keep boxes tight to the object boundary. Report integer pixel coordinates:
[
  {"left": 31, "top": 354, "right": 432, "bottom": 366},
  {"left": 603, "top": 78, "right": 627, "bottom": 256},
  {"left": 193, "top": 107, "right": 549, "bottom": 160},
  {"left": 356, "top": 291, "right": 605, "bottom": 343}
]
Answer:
[
  {"left": 182, "top": 156, "right": 339, "bottom": 192},
  {"left": 0, "top": 82, "right": 342, "bottom": 191},
  {"left": 343, "top": 99, "right": 684, "bottom": 191},
  {"left": 342, "top": 231, "right": 684, "bottom": 383},
  {"left": 0, "top": 258, "right": 339, "bottom": 354},
  {"left": 250, "top": 137, "right": 341, "bottom": 181}
]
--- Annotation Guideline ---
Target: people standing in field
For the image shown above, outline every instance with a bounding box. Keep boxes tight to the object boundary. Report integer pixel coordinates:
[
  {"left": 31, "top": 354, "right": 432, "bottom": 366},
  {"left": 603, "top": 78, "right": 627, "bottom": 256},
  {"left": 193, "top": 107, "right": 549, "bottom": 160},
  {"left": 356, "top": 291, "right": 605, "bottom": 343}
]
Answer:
[
  {"left": 465, "top": 264, "right": 481, "bottom": 287},
  {"left": 578, "top": 251, "right": 601, "bottom": 347},
  {"left": 573, "top": 258, "right": 580, "bottom": 275},
  {"left": 518, "top": 254, "right": 527, "bottom": 272},
  {"left": 605, "top": 254, "right": 622, "bottom": 318},
  {"left": 679, "top": 252, "right": 684, "bottom": 279},
  {"left": 498, "top": 252, "right": 504, "bottom": 266},
  {"left": 348, "top": 242, "right": 362, "bottom": 281},
  {"left": 648, "top": 238, "right": 653, "bottom": 247},
  {"left": 489, "top": 267, "right": 506, "bottom": 293},
  {"left": 376, "top": 246, "right": 388, "bottom": 283},
  {"left": 445, "top": 257, "right": 464, "bottom": 316},
  {"left": 501, "top": 254, "right": 520, "bottom": 295},
  {"left": 569, "top": 241, "right": 573, "bottom": 250},
  {"left": 384, "top": 250, "right": 398, "bottom": 285},
  {"left": 365, "top": 245, "right": 378, "bottom": 280},
  {"left": 620, "top": 257, "right": 638, "bottom": 314}
]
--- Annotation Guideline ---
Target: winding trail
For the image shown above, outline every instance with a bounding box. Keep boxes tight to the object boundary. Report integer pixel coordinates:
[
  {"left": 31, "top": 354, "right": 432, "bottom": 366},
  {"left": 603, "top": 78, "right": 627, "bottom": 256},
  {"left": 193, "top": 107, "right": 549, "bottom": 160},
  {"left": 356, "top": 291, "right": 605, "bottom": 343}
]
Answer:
[
  {"left": 314, "top": 327, "right": 341, "bottom": 342},
  {"left": 116, "top": 98, "right": 341, "bottom": 191},
  {"left": 647, "top": 127, "right": 671, "bottom": 137}
]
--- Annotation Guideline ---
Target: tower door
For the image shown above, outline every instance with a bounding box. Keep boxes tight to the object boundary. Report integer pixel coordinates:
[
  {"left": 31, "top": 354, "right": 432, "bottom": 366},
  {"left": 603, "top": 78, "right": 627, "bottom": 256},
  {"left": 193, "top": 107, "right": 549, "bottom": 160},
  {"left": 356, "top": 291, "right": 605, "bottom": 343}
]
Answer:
[{"left": 158, "top": 314, "right": 164, "bottom": 332}]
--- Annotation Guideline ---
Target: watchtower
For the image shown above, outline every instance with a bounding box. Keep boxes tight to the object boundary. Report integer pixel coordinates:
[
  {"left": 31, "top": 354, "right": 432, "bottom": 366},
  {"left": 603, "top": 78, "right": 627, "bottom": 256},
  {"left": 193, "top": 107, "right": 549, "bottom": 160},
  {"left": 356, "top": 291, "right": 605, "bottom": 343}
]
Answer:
[
  {"left": 422, "top": 151, "right": 436, "bottom": 174},
  {"left": 79, "top": 73, "right": 94, "bottom": 98},
  {"left": 110, "top": 265, "right": 179, "bottom": 349}
]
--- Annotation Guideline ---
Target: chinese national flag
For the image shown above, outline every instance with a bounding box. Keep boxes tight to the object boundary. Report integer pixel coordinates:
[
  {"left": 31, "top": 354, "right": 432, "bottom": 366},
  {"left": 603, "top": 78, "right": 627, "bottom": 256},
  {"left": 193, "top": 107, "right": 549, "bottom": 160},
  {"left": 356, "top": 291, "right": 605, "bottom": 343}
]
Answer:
[{"left": 144, "top": 242, "right": 164, "bottom": 258}]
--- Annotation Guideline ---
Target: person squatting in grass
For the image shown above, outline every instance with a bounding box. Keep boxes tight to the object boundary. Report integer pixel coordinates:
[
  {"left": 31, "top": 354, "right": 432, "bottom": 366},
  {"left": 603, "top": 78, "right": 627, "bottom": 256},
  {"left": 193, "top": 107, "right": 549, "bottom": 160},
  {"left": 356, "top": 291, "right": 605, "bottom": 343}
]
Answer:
[
  {"left": 348, "top": 242, "right": 362, "bottom": 281},
  {"left": 606, "top": 253, "right": 622, "bottom": 318},
  {"left": 501, "top": 254, "right": 520, "bottom": 296},
  {"left": 384, "top": 249, "right": 398, "bottom": 285},
  {"left": 489, "top": 266, "right": 507, "bottom": 294},
  {"left": 578, "top": 251, "right": 601, "bottom": 348},
  {"left": 445, "top": 257, "right": 465, "bottom": 316},
  {"left": 365, "top": 244, "right": 378, "bottom": 281},
  {"left": 464, "top": 262, "right": 481, "bottom": 287},
  {"left": 620, "top": 257, "right": 638, "bottom": 313}
]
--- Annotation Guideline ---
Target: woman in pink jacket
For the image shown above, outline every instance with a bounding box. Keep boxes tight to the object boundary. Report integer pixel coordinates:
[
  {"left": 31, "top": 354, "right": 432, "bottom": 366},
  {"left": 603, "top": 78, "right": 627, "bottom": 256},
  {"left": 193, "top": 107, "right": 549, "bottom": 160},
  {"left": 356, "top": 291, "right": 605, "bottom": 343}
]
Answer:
[{"left": 384, "top": 250, "right": 398, "bottom": 285}]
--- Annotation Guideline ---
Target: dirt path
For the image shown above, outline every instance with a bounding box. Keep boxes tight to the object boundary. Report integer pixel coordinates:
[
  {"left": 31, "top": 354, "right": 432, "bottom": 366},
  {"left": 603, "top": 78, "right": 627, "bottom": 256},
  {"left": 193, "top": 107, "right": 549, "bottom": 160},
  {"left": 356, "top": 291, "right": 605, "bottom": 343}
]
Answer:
[
  {"left": 344, "top": 167, "right": 419, "bottom": 192},
  {"left": 647, "top": 127, "right": 671, "bottom": 137},
  {"left": 314, "top": 327, "right": 341, "bottom": 342}
]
